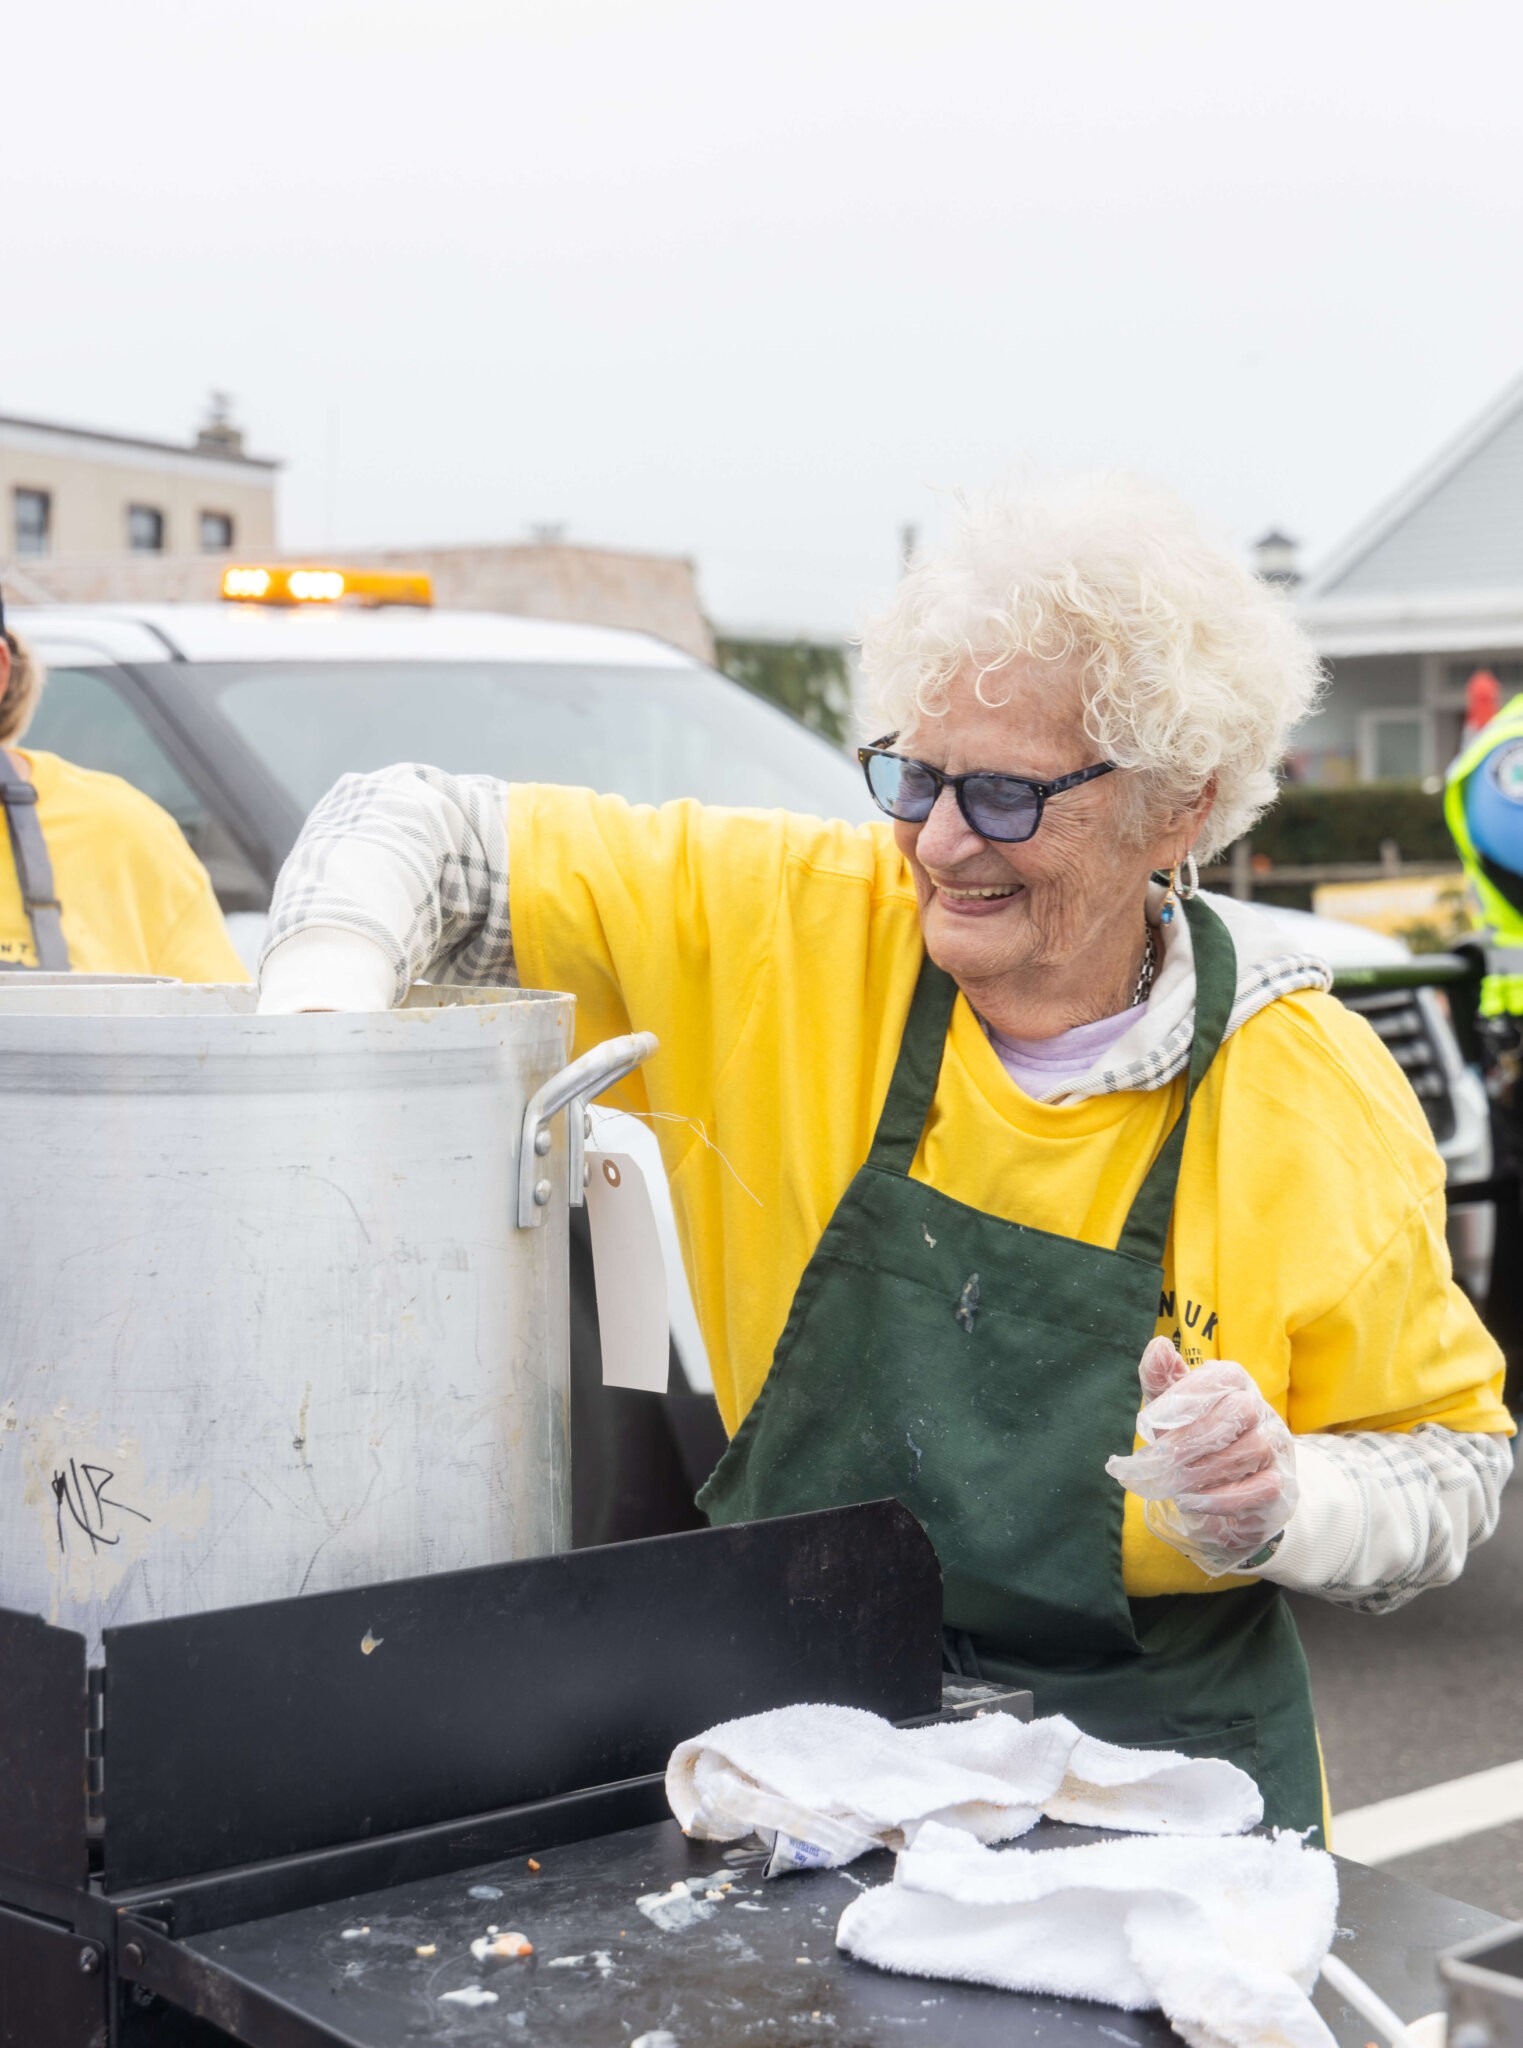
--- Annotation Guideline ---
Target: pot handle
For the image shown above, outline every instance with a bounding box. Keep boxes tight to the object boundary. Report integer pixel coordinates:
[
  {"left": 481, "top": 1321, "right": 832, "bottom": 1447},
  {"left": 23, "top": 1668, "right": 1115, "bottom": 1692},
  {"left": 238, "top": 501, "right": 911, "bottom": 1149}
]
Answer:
[{"left": 516, "top": 1030, "right": 659, "bottom": 1228}]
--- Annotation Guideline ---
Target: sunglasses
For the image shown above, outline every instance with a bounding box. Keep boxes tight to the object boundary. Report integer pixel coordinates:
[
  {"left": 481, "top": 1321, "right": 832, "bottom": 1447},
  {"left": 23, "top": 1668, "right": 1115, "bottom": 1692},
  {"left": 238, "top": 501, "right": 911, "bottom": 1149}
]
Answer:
[{"left": 857, "top": 736, "right": 1118, "bottom": 844}]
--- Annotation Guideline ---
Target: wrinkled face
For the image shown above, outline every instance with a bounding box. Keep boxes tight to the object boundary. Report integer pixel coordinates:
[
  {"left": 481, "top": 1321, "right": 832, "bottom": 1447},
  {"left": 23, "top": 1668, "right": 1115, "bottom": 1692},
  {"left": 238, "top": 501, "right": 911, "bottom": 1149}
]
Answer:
[{"left": 894, "top": 666, "right": 1169, "bottom": 995}]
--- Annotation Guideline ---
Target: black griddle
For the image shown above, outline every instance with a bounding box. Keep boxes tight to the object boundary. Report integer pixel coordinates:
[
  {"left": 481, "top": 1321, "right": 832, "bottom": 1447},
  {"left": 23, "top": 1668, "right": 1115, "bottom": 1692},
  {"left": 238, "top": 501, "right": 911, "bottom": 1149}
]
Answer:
[
  {"left": 0, "top": 1499, "right": 1503, "bottom": 2047},
  {"left": 163, "top": 1818, "right": 1504, "bottom": 2048}
]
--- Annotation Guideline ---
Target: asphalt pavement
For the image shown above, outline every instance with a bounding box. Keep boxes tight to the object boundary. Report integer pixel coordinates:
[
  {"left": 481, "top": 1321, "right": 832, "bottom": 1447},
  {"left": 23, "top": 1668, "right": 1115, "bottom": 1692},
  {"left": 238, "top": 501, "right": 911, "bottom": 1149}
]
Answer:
[{"left": 1296, "top": 1464, "right": 1523, "bottom": 1918}]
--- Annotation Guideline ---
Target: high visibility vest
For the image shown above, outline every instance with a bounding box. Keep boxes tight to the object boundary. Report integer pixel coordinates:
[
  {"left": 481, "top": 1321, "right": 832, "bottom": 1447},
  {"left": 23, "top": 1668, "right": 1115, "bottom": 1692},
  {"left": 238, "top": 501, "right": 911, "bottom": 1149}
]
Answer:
[{"left": 1445, "top": 695, "right": 1523, "bottom": 1017}]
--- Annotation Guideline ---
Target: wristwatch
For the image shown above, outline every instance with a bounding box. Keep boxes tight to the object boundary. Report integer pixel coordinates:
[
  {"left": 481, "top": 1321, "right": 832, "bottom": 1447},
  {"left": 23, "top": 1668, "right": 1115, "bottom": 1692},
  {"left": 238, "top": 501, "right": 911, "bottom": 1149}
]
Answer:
[{"left": 1244, "top": 1530, "right": 1286, "bottom": 1570}]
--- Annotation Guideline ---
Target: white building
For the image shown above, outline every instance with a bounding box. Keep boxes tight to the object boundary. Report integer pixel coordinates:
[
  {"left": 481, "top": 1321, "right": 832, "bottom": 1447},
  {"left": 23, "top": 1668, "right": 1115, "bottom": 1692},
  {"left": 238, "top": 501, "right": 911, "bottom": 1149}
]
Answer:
[
  {"left": 0, "top": 403, "right": 714, "bottom": 661},
  {"left": 1292, "top": 370, "right": 1523, "bottom": 784},
  {"left": 0, "top": 400, "right": 279, "bottom": 566}
]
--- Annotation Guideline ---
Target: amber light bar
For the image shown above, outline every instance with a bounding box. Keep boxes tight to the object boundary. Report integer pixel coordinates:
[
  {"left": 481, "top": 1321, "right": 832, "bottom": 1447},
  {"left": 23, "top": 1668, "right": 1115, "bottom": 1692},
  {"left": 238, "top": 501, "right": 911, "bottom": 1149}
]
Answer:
[{"left": 221, "top": 565, "right": 433, "bottom": 608}]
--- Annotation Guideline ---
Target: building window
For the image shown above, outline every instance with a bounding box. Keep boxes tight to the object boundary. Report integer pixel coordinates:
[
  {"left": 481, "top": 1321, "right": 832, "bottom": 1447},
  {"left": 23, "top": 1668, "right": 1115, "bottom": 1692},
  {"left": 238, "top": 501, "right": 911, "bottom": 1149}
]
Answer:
[
  {"left": 13, "top": 488, "right": 50, "bottom": 557},
  {"left": 128, "top": 504, "right": 165, "bottom": 553},
  {"left": 1359, "top": 710, "right": 1430, "bottom": 783},
  {"left": 1445, "top": 660, "right": 1523, "bottom": 698},
  {"left": 199, "top": 510, "right": 234, "bottom": 552}
]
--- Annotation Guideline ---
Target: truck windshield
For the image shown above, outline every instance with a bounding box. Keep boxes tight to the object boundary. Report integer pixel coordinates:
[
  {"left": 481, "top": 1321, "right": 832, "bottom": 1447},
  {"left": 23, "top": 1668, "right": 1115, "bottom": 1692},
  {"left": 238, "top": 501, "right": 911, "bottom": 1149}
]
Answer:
[{"left": 193, "top": 660, "right": 872, "bottom": 820}]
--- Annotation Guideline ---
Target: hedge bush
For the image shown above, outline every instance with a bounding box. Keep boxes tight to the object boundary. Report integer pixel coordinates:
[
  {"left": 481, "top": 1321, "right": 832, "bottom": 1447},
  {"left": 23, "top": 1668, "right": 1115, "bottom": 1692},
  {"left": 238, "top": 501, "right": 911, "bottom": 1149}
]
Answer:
[
  {"left": 1231, "top": 784, "right": 1453, "bottom": 867},
  {"left": 1211, "top": 784, "right": 1458, "bottom": 916}
]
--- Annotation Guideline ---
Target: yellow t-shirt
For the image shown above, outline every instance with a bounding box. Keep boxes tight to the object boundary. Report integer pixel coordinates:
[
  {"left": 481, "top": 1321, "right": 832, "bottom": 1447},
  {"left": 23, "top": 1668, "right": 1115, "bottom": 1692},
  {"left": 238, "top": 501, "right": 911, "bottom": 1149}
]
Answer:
[
  {"left": 509, "top": 787, "right": 1511, "bottom": 1596},
  {"left": 0, "top": 748, "right": 248, "bottom": 982}
]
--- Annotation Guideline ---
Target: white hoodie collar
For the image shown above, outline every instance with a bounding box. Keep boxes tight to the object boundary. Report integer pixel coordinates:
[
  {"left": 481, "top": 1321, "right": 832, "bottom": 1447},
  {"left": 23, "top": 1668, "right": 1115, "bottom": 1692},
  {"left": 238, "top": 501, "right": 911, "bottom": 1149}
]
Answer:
[{"left": 1023, "top": 885, "right": 1332, "bottom": 1106}]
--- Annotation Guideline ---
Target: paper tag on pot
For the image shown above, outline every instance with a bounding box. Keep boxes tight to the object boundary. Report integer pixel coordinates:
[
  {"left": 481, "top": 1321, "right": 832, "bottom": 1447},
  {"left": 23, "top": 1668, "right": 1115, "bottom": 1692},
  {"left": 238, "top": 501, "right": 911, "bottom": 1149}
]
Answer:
[{"left": 584, "top": 1150, "right": 670, "bottom": 1392}]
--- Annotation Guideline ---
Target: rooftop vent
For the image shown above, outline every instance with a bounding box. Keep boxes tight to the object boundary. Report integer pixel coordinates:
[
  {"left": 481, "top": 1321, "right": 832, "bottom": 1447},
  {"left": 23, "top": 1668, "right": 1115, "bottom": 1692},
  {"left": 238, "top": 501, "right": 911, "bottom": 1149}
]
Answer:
[
  {"left": 1252, "top": 529, "right": 1301, "bottom": 588},
  {"left": 195, "top": 390, "right": 246, "bottom": 459}
]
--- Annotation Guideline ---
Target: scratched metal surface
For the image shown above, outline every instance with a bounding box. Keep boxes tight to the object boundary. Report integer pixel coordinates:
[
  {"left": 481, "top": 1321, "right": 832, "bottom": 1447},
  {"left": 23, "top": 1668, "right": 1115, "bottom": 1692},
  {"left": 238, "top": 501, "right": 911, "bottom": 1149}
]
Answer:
[
  {"left": 0, "top": 983, "right": 573, "bottom": 1663},
  {"left": 177, "top": 1818, "right": 1504, "bottom": 2048}
]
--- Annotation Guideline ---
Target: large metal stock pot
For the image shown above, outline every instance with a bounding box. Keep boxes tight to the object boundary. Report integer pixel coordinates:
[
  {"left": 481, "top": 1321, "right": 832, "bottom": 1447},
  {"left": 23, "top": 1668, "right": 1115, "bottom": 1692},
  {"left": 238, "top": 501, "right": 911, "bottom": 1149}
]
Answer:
[{"left": 0, "top": 979, "right": 652, "bottom": 1657}]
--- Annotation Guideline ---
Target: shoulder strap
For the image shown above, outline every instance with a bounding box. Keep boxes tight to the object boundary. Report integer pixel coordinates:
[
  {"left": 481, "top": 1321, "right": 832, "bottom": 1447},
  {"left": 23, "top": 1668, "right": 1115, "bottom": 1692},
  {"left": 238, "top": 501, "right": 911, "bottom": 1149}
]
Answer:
[
  {"left": 1115, "top": 893, "right": 1236, "bottom": 1266},
  {"left": 867, "top": 950, "right": 959, "bottom": 1174},
  {"left": 0, "top": 750, "right": 71, "bottom": 971}
]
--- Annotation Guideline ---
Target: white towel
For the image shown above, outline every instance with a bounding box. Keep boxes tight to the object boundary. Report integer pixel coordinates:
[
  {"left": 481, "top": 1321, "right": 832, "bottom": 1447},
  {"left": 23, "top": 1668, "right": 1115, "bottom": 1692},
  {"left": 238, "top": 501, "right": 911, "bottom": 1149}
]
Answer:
[
  {"left": 666, "top": 1704, "right": 1262, "bottom": 1868},
  {"left": 837, "top": 1822, "right": 1338, "bottom": 2048}
]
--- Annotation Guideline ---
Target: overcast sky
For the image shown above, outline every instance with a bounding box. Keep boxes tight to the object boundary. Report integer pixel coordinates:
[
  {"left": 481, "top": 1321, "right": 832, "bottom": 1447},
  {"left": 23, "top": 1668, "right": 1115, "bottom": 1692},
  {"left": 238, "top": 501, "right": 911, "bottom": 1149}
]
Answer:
[{"left": 7, "top": 0, "right": 1523, "bottom": 636}]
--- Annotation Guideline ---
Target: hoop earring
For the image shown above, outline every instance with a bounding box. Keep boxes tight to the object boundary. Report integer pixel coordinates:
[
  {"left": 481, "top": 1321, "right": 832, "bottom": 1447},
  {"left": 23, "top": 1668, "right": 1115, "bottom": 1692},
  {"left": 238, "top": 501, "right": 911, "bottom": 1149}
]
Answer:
[
  {"left": 1159, "top": 851, "right": 1198, "bottom": 925},
  {"left": 1160, "top": 866, "right": 1179, "bottom": 925}
]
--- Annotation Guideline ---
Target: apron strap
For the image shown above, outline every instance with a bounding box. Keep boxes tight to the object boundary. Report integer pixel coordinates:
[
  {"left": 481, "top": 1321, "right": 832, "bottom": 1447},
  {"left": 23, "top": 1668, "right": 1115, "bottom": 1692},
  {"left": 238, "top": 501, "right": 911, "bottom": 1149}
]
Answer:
[
  {"left": 866, "top": 949, "right": 959, "bottom": 1174},
  {"left": 1114, "top": 893, "right": 1236, "bottom": 1266},
  {"left": 866, "top": 893, "right": 1239, "bottom": 1266},
  {"left": 0, "top": 749, "right": 71, "bottom": 972}
]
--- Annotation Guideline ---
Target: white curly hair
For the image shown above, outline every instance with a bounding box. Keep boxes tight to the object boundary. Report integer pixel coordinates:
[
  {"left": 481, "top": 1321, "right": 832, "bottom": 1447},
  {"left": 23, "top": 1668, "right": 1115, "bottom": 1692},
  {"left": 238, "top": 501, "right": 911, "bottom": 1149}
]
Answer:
[{"left": 859, "top": 476, "right": 1324, "bottom": 862}]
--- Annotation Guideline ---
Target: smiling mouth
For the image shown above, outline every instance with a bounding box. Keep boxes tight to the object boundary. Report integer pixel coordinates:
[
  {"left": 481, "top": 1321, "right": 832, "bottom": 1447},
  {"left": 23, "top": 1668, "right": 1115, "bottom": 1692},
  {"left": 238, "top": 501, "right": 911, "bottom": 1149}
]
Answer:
[{"left": 934, "top": 883, "right": 1022, "bottom": 901}]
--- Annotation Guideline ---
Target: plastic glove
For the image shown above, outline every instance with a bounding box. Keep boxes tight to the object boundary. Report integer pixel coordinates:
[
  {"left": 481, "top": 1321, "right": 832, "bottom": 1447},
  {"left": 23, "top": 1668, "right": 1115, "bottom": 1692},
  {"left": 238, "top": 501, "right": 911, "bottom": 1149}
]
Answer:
[
  {"left": 1104, "top": 1337, "right": 1298, "bottom": 1577},
  {"left": 256, "top": 930, "right": 396, "bottom": 1015}
]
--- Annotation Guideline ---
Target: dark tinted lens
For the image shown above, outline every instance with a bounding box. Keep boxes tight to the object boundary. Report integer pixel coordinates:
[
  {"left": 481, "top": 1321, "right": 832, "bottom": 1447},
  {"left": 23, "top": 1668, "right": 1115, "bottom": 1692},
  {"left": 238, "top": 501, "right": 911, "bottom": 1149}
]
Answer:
[
  {"left": 962, "top": 774, "right": 1041, "bottom": 841},
  {"left": 865, "top": 752, "right": 939, "bottom": 820}
]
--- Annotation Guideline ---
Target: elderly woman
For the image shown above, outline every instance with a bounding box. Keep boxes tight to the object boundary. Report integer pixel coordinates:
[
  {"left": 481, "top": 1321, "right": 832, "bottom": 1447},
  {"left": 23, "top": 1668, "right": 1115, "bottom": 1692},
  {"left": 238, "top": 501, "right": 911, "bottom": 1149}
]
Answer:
[{"left": 258, "top": 479, "right": 1511, "bottom": 1838}]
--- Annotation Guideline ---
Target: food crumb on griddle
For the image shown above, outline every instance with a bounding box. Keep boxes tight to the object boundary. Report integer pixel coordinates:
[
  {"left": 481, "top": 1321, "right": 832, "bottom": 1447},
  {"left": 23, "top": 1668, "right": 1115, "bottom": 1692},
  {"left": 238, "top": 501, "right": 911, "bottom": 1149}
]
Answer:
[{"left": 470, "top": 1931, "right": 533, "bottom": 1962}]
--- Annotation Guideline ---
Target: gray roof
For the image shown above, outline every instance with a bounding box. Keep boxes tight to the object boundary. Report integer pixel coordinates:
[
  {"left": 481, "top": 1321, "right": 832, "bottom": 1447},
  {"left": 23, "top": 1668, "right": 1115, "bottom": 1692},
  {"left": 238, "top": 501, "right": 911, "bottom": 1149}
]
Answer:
[
  {"left": 1308, "top": 369, "right": 1523, "bottom": 600},
  {"left": 0, "top": 410, "right": 279, "bottom": 470}
]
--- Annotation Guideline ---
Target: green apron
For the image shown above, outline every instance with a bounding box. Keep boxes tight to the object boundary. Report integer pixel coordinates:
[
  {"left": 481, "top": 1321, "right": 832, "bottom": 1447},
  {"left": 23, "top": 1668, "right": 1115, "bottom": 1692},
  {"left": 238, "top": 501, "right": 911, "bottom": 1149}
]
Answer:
[{"left": 699, "top": 894, "right": 1323, "bottom": 1839}]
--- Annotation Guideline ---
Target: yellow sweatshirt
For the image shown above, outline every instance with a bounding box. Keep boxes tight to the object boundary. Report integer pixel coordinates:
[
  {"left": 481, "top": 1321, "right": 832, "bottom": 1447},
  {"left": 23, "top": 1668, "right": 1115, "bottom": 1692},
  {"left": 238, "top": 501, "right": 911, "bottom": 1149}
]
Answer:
[
  {"left": 509, "top": 786, "right": 1510, "bottom": 1597},
  {"left": 0, "top": 748, "right": 247, "bottom": 982}
]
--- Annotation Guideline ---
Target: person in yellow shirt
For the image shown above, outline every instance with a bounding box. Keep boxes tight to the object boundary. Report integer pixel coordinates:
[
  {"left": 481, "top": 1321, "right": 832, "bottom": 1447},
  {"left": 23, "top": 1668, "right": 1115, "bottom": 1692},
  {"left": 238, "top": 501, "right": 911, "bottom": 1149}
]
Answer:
[
  {"left": 256, "top": 480, "right": 1512, "bottom": 1839},
  {"left": 0, "top": 588, "right": 245, "bottom": 980}
]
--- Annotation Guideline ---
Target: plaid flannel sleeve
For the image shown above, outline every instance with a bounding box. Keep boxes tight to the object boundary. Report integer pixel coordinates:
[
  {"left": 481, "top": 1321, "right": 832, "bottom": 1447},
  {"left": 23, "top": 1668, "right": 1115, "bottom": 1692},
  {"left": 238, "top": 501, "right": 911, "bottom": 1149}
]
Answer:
[
  {"left": 1263, "top": 1424, "right": 1513, "bottom": 1614},
  {"left": 260, "top": 763, "right": 515, "bottom": 1001}
]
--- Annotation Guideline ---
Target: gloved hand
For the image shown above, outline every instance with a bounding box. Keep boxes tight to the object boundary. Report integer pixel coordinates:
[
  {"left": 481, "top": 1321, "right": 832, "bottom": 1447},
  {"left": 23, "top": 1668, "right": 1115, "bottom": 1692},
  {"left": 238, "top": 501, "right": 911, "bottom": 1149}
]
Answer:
[{"left": 1104, "top": 1337, "right": 1298, "bottom": 1577}]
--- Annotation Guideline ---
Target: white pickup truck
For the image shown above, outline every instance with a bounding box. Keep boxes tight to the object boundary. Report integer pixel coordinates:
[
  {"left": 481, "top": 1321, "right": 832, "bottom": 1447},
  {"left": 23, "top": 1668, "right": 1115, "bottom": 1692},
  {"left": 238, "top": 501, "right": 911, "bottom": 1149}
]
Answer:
[{"left": 13, "top": 594, "right": 1496, "bottom": 1534}]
